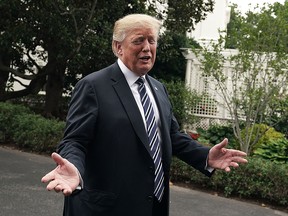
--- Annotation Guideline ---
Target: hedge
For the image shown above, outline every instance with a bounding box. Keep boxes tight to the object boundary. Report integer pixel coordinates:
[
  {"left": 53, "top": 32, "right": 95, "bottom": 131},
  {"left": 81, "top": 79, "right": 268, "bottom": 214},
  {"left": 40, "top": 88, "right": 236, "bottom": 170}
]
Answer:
[
  {"left": 171, "top": 157, "right": 288, "bottom": 208},
  {"left": 0, "top": 102, "right": 65, "bottom": 153}
]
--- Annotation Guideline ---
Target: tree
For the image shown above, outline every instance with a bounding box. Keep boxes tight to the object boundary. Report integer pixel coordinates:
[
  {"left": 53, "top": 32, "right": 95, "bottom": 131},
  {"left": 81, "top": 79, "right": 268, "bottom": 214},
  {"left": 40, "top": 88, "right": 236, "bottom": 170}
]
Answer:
[
  {"left": 163, "top": 0, "right": 214, "bottom": 34},
  {"left": 265, "top": 95, "right": 288, "bottom": 139},
  {"left": 0, "top": 0, "right": 214, "bottom": 117},
  {"left": 63, "top": 0, "right": 149, "bottom": 95},
  {"left": 151, "top": 33, "right": 200, "bottom": 81},
  {"left": 0, "top": 0, "right": 98, "bottom": 117},
  {"left": 194, "top": 2, "right": 288, "bottom": 154},
  {"left": 150, "top": 0, "right": 213, "bottom": 81},
  {"left": 161, "top": 79, "right": 202, "bottom": 129}
]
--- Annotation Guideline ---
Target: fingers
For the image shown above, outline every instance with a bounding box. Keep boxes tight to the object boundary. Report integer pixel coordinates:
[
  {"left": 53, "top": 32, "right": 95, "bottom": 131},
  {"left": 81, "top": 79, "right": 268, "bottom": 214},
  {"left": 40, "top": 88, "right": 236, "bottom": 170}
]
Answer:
[
  {"left": 229, "top": 149, "right": 247, "bottom": 157},
  {"left": 46, "top": 179, "right": 72, "bottom": 195},
  {"left": 54, "top": 184, "right": 63, "bottom": 193},
  {"left": 41, "top": 152, "right": 77, "bottom": 196},
  {"left": 233, "top": 156, "right": 248, "bottom": 164},
  {"left": 41, "top": 168, "right": 58, "bottom": 183},
  {"left": 42, "top": 153, "right": 65, "bottom": 183},
  {"left": 224, "top": 162, "right": 238, "bottom": 172},
  {"left": 46, "top": 179, "right": 60, "bottom": 191},
  {"left": 54, "top": 184, "right": 72, "bottom": 195},
  {"left": 224, "top": 158, "right": 248, "bottom": 172},
  {"left": 224, "top": 167, "right": 231, "bottom": 172},
  {"left": 62, "top": 188, "right": 73, "bottom": 196}
]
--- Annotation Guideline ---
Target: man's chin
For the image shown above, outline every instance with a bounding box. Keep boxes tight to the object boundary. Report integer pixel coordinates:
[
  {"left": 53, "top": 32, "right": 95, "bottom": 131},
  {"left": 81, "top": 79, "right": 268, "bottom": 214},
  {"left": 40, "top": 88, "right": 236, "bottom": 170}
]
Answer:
[{"left": 135, "top": 65, "right": 153, "bottom": 76}]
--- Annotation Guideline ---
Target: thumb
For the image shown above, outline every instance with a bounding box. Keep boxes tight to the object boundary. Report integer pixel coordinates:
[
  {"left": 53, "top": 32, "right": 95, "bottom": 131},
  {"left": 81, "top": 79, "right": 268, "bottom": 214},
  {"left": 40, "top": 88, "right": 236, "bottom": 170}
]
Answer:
[
  {"left": 215, "top": 138, "right": 228, "bottom": 151},
  {"left": 51, "top": 152, "right": 66, "bottom": 166}
]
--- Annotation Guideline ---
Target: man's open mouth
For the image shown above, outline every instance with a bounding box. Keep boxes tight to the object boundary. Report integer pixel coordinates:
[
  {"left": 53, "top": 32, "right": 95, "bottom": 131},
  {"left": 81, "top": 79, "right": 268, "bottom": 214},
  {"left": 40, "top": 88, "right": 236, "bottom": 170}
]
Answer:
[{"left": 140, "top": 56, "right": 151, "bottom": 60}]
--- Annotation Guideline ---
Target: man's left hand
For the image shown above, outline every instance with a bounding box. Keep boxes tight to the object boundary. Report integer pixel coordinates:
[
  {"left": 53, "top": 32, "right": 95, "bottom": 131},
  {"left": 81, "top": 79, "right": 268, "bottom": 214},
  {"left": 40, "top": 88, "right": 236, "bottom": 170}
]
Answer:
[{"left": 208, "top": 138, "right": 248, "bottom": 172}]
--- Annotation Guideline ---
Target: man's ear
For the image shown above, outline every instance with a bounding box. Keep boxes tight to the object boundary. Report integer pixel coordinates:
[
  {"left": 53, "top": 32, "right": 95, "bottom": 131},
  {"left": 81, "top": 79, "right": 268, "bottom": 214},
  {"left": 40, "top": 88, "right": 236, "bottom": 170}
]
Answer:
[
  {"left": 112, "top": 41, "right": 122, "bottom": 57},
  {"left": 116, "top": 42, "right": 123, "bottom": 55}
]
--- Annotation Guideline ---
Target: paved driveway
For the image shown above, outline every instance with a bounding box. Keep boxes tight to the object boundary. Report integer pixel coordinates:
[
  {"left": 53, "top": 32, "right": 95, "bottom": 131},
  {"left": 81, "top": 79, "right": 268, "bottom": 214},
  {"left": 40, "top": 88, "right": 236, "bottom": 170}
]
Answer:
[{"left": 0, "top": 146, "right": 287, "bottom": 216}]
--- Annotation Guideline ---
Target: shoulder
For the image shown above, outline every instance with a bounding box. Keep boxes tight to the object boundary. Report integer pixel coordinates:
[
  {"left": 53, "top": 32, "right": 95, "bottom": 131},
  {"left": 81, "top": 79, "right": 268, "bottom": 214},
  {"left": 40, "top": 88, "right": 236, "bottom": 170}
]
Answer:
[
  {"left": 147, "top": 75, "right": 167, "bottom": 93},
  {"left": 82, "top": 62, "right": 120, "bottom": 83},
  {"left": 147, "top": 75, "right": 164, "bottom": 88}
]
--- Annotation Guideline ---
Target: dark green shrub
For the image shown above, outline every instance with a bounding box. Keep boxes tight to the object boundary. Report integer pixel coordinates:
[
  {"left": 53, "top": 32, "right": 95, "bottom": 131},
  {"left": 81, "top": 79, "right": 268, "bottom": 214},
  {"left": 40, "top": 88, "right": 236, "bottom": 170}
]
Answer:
[
  {"left": 170, "top": 157, "right": 288, "bottom": 207},
  {"left": 265, "top": 95, "right": 288, "bottom": 139},
  {"left": 240, "top": 124, "right": 285, "bottom": 153},
  {"left": 11, "top": 95, "right": 70, "bottom": 120},
  {"left": 11, "top": 114, "right": 65, "bottom": 153},
  {"left": 170, "top": 156, "right": 211, "bottom": 187},
  {"left": 161, "top": 79, "right": 202, "bottom": 128},
  {"left": 197, "top": 124, "right": 237, "bottom": 149},
  {"left": 0, "top": 102, "right": 33, "bottom": 141},
  {"left": 211, "top": 157, "right": 288, "bottom": 206},
  {"left": 254, "top": 138, "right": 288, "bottom": 163},
  {"left": 0, "top": 102, "right": 65, "bottom": 153}
]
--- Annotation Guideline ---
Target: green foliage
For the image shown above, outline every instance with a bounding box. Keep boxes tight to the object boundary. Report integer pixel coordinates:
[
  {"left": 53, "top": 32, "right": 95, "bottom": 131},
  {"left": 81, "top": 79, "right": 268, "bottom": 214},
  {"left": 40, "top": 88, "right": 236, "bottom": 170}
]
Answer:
[
  {"left": 151, "top": 32, "right": 199, "bottom": 81},
  {"left": 226, "top": 2, "right": 288, "bottom": 53},
  {"left": 254, "top": 138, "right": 288, "bottom": 163},
  {"left": 212, "top": 157, "right": 288, "bottom": 205},
  {"left": 0, "top": 0, "right": 214, "bottom": 114},
  {"left": 0, "top": 102, "right": 33, "bottom": 141},
  {"left": 264, "top": 95, "right": 288, "bottom": 139},
  {"left": 162, "top": 80, "right": 202, "bottom": 129},
  {"left": 164, "top": 0, "right": 214, "bottom": 33},
  {"left": 11, "top": 114, "right": 65, "bottom": 153},
  {"left": 0, "top": 102, "right": 64, "bottom": 153},
  {"left": 240, "top": 124, "right": 284, "bottom": 153},
  {"left": 195, "top": 2, "right": 288, "bottom": 154},
  {"left": 197, "top": 124, "right": 238, "bottom": 149},
  {"left": 171, "top": 157, "right": 288, "bottom": 206}
]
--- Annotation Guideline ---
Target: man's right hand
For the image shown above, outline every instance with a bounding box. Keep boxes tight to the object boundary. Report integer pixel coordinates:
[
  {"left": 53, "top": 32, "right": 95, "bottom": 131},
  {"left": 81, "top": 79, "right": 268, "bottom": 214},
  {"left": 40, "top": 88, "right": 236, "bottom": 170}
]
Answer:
[{"left": 41, "top": 152, "right": 80, "bottom": 196}]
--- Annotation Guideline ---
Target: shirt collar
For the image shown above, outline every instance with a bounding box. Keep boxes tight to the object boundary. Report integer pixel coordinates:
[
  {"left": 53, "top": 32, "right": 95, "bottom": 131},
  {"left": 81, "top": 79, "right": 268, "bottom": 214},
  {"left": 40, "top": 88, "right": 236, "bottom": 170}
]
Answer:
[{"left": 117, "top": 58, "right": 146, "bottom": 87}]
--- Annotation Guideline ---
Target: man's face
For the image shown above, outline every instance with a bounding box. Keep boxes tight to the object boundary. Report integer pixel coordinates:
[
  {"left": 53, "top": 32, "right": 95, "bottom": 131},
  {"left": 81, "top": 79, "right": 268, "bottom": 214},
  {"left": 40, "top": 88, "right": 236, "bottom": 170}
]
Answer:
[{"left": 116, "top": 28, "right": 157, "bottom": 76}]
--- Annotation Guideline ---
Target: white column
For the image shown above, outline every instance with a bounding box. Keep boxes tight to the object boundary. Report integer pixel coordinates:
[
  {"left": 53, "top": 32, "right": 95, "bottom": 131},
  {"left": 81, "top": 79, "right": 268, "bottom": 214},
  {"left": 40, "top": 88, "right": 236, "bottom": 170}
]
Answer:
[{"left": 185, "top": 59, "right": 192, "bottom": 89}]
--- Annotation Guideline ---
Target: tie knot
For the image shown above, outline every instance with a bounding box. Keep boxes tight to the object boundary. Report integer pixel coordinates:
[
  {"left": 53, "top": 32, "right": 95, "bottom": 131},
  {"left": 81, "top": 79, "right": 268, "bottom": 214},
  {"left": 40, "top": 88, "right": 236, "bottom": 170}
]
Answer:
[{"left": 136, "top": 77, "right": 145, "bottom": 86}]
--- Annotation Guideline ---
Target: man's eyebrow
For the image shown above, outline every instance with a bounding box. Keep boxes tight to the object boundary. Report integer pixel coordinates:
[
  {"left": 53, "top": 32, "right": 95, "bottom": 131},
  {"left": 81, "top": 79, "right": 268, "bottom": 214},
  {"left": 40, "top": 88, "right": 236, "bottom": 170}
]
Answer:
[{"left": 131, "top": 34, "right": 157, "bottom": 41}]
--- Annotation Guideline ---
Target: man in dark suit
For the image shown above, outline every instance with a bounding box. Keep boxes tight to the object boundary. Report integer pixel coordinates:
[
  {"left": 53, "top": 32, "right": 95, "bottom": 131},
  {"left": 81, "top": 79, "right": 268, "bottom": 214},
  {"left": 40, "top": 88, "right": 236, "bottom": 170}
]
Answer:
[{"left": 41, "top": 14, "right": 247, "bottom": 216}]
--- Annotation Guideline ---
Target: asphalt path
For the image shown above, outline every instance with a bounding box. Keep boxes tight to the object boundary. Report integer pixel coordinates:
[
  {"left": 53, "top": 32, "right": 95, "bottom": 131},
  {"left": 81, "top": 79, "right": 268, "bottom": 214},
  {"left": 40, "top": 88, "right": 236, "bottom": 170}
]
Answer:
[{"left": 0, "top": 146, "right": 287, "bottom": 216}]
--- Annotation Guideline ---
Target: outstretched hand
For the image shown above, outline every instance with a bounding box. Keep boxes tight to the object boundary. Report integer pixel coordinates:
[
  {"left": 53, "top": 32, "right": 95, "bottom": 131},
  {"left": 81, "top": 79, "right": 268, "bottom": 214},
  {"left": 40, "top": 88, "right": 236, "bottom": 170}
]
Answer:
[
  {"left": 208, "top": 138, "right": 248, "bottom": 172},
  {"left": 41, "top": 153, "right": 80, "bottom": 196}
]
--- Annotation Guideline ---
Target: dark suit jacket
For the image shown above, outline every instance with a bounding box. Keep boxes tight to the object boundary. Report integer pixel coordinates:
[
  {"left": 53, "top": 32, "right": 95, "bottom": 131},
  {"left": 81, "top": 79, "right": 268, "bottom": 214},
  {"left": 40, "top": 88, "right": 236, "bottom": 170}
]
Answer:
[{"left": 57, "top": 62, "right": 212, "bottom": 216}]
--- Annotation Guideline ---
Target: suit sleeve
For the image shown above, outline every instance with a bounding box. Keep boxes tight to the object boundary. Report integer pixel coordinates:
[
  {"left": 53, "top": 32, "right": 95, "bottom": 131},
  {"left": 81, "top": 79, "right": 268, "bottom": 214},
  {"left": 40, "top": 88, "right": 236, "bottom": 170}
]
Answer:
[
  {"left": 161, "top": 84, "right": 213, "bottom": 177},
  {"left": 170, "top": 114, "right": 212, "bottom": 176},
  {"left": 57, "top": 78, "right": 98, "bottom": 177}
]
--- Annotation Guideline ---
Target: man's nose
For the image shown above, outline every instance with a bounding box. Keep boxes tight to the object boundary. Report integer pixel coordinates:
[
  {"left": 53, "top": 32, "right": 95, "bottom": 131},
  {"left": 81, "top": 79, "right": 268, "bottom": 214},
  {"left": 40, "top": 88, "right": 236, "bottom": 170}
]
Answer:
[{"left": 142, "top": 40, "right": 151, "bottom": 52}]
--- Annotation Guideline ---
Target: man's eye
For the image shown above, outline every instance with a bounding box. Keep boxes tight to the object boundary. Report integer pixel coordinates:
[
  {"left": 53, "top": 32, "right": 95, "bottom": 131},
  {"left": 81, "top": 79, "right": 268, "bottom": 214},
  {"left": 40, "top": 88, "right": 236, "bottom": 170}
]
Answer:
[
  {"left": 149, "top": 39, "right": 156, "bottom": 44},
  {"left": 132, "top": 38, "right": 156, "bottom": 45},
  {"left": 132, "top": 39, "right": 143, "bottom": 45}
]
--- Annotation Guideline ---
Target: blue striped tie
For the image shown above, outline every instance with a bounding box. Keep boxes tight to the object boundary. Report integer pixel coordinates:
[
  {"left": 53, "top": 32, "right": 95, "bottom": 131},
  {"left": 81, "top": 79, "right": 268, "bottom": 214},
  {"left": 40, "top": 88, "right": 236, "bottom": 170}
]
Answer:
[{"left": 136, "top": 77, "right": 164, "bottom": 201}]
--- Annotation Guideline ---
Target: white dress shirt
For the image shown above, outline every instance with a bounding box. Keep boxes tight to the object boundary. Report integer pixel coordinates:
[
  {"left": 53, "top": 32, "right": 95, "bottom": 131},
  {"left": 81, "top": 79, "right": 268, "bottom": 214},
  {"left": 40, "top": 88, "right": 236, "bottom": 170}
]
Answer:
[{"left": 117, "top": 59, "right": 162, "bottom": 137}]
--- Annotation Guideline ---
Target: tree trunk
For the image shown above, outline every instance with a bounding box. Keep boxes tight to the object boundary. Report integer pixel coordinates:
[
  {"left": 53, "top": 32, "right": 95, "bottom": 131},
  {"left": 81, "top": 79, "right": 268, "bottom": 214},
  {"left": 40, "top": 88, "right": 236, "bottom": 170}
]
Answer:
[
  {"left": 0, "top": 71, "right": 9, "bottom": 101},
  {"left": 0, "top": 54, "right": 10, "bottom": 101},
  {"left": 44, "top": 64, "right": 66, "bottom": 118}
]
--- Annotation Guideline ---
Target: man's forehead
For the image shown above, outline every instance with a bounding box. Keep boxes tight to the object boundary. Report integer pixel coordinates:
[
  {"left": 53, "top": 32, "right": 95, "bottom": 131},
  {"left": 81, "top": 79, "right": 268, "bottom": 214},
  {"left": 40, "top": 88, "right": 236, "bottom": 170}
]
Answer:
[{"left": 127, "top": 28, "right": 157, "bottom": 36}]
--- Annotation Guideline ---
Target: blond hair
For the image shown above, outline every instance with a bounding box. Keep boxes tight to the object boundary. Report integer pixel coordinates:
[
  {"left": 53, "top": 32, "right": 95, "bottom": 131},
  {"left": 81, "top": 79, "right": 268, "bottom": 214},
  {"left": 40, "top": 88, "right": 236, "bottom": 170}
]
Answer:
[{"left": 112, "top": 14, "right": 162, "bottom": 56}]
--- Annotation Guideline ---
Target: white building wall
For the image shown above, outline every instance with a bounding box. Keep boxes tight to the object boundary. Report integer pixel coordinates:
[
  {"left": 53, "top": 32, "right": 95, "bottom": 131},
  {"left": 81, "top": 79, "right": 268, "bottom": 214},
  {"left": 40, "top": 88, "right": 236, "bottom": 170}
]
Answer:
[
  {"left": 183, "top": 49, "right": 238, "bottom": 129},
  {"left": 187, "top": 0, "right": 231, "bottom": 48},
  {"left": 182, "top": 1, "right": 233, "bottom": 129}
]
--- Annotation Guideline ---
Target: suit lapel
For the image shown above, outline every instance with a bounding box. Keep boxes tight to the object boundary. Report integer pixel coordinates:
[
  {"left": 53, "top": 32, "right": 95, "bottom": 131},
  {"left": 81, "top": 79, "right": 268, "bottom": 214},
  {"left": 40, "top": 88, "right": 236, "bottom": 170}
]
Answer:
[{"left": 110, "top": 63, "right": 152, "bottom": 156}]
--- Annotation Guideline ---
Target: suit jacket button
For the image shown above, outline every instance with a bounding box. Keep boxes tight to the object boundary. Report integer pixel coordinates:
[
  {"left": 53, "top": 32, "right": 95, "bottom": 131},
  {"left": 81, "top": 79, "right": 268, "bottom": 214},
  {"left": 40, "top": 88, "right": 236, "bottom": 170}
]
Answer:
[
  {"left": 149, "top": 166, "right": 154, "bottom": 174},
  {"left": 148, "top": 195, "right": 153, "bottom": 202}
]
